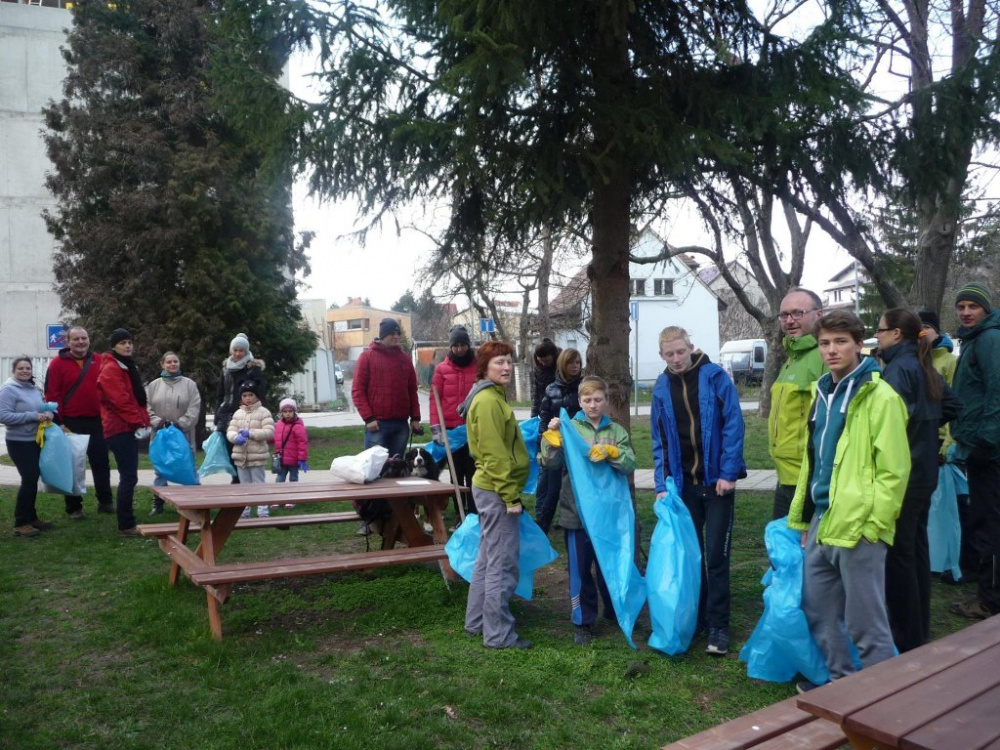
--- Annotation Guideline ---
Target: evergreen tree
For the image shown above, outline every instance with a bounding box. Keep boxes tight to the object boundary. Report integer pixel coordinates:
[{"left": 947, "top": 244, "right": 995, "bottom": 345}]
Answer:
[{"left": 42, "top": 0, "right": 316, "bottom": 408}]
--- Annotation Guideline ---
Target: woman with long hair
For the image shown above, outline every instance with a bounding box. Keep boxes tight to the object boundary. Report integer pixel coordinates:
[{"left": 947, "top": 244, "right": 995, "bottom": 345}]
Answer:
[{"left": 875, "top": 308, "right": 960, "bottom": 651}]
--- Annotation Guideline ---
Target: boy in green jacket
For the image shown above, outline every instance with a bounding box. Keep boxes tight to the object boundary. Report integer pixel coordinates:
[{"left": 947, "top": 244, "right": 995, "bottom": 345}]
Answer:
[{"left": 789, "top": 311, "right": 911, "bottom": 690}]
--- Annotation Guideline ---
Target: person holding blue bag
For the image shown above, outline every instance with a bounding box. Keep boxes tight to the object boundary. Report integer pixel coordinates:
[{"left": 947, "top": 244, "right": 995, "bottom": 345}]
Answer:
[
  {"left": 146, "top": 351, "right": 202, "bottom": 512},
  {"left": 540, "top": 376, "right": 635, "bottom": 645},
  {"left": 430, "top": 326, "right": 477, "bottom": 515},
  {"left": 0, "top": 357, "right": 57, "bottom": 537}
]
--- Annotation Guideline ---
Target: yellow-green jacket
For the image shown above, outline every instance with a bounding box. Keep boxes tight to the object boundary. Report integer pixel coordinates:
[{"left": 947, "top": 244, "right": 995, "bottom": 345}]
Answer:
[
  {"left": 466, "top": 382, "right": 530, "bottom": 507},
  {"left": 768, "top": 334, "right": 826, "bottom": 485},
  {"left": 931, "top": 336, "right": 959, "bottom": 456}
]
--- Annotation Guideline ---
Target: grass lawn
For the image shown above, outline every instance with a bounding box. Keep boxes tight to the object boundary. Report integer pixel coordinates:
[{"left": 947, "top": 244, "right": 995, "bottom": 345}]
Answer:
[{"left": 0, "top": 461, "right": 974, "bottom": 749}]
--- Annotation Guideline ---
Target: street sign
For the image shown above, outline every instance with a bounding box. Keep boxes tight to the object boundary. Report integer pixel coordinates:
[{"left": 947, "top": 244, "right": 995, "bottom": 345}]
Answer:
[
  {"left": 479, "top": 317, "right": 495, "bottom": 333},
  {"left": 46, "top": 324, "right": 67, "bottom": 350},
  {"left": 630, "top": 301, "right": 638, "bottom": 321}
]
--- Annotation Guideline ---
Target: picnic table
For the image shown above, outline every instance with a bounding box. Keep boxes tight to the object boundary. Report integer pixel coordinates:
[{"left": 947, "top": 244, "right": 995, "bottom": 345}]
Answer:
[
  {"left": 140, "top": 478, "right": 462, "bottom": 640},
  {"left": 796, "top": 614, "right": 1000, "bottom": 750}
]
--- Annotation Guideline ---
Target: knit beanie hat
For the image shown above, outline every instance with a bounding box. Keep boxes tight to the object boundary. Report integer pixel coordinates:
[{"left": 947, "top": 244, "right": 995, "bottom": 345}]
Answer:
[
  {"left": 379, "top": 318, "right": 402, "bottom": 339},
  {"left": 230, "top": 332, "right": 251, "bottom": 353},
  {"left": 956, "top": 282, "right": 993, "bottom": 313},
  {"left": 449, "top": 325, "right": 471, "bottom": 347},
  {"left": 239, "top": 381, "right": 258, "bottom": 396},
  {"left": 109, "top": 328, "right": 132, "bottom": 347},
  {"left": 917, "top": 310, "right": 941, "bottom": 334},
  {"left": 279, "top": 397, "right": 297, "bottom": 412}
]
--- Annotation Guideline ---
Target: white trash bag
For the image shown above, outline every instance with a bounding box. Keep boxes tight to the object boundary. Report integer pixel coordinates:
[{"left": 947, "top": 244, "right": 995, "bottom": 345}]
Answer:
[{"left": 330, "top": 446, "right": 389, "bottom": 484}]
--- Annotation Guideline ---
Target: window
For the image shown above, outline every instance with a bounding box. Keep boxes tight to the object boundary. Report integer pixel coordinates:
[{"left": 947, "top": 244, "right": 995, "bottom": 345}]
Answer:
[
  {"left": 833, "top": 289, "right": 843, "bottom": 302},
  {"left": 630, "top": 279, "right": 646, "bottom": 297},
  {"left": 653, "top": 278, "right": 674, "bottom": 296},
  {"left": 347, "top": 318, "right": 366, "bottom": 330}
]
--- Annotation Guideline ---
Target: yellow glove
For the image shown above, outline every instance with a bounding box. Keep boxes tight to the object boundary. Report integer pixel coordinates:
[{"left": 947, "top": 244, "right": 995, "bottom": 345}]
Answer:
[
  {"left": 542, "top": 430, "right": 562, "bottom": 448},
  {"left": 603, "top": 444, "right": 620, "bottom": 460},
  {"left": 589, "top": 444, "right": 608, "bottom": 462}
]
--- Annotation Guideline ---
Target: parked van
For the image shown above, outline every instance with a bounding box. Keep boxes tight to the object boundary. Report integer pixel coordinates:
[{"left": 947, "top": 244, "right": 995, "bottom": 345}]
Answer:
[{"left": 719, "top": 338, "right": 767, "bottom": 384}]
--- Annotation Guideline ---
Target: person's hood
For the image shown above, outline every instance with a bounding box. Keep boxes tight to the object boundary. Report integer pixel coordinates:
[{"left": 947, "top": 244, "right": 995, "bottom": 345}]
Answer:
[
  {"left": 816, "top": 351, "right": 879, "bottom": 396},
  {"left": 3, "top": 377, "right": 36, "bottom": 390},
  {"left": 665, "top": 349, "right": 710, "bottom": 381},
  {"left": 58, "top": 347, "right": 90, "bottom": 360},
  {"left": 957, "top": 309, "right": 1000, "bottom": 340},
  {"left": 783, "top": 333, "right": 818, "bottom": 354},
  {"left": 934, "top": 332, "right": 955, "bottom": 352},
  {"left": 878, "top": 338, "right": 917, "bottom": 365},
  {"left": 222, "top": 357, "right": 265, "bottom": 370},
  {"left": 457, "top": 379, "right": 500, "bottom": 419}
]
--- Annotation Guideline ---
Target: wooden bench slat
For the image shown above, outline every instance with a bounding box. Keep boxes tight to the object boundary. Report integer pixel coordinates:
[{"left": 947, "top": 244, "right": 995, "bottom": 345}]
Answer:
[
  {"left": 189, "top": 545, "right": 448, "bottom": 586},
  {"left": 752, "top": 719, "right": 847, "bottom": 750},
  {"left": 138, "top": 511, "right": 361, "bottom": 538},
  {"left": 661, "top": 696, "right": 817, "bottom": 750},
  {"left": 899, "top": 683, "right": 1000, "bottom": 750}
]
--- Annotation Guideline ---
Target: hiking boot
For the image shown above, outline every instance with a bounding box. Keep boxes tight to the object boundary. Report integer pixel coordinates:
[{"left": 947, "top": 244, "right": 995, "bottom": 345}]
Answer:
[
  {"left": 574, "top": 625, "right": 594, "bottom": 646},
  {"left": 30, "top": 518, "right": 55, "bottom": 531},
  {"left": 706, "top": 627, "right": 730, "bottom": 656},
  {"left": 357, "top": 521, "right": 371, "bottom": 536},
  {"left": 118, "top": 527, "right": 141, "bottom": 537},
  {"left": 949, "top": 598, "right": 995, "bottom": 620},
  {"left": 488, "top": 638, "right": 533, "bottom": 650},
  {"left": 67, "top": 510, "right": 86, "bottom": 521},
  {"left": 150, "top": 502, "right": 164, "bottom": 516},
  {"left": 13, "top": 525, "right": 41, "bottom": 537},
  {"left": 97, "top": 503, "right": 115, "bottom": 514},
  {"left": 796, "top": 680, "right": 821, "bottom": 694},
  {"left": 257, "top": 506, "right": 270, "bottom": 519}
]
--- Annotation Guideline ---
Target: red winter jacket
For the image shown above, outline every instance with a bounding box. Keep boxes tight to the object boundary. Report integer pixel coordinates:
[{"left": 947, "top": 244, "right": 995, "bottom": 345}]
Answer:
[
  {"left": 273, "top": 417, "right": 308, "bottom": 465},
  {"left": 430, "top": 354, "right": 477, "bottom": 428},
  {"left": 96, "top": 356, "right": 151, "bottom": 438},
  {"left": 351, "top": 341, "right": 420, "bottom": 423},
  {"left": 44, "top": 349, "right": 103, "bottom": 419}
]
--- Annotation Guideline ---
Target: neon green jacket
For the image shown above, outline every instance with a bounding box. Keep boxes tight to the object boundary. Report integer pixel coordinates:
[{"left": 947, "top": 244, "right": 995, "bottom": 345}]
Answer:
[
  {"left": 467, "top": 383, "right": 530, "bottom": 507},
  {"left": 768, "top": 334, "right": 826, "bottom": 485},
  {"left": 788, "top": 372, "right": 911, "bottom": 548}
]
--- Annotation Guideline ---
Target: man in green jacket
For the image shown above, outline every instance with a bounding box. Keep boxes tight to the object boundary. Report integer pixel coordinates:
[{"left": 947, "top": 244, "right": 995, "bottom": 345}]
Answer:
[
  {"left": 949, "top": 282, "right": 1000, "bottom": 620},
  {"left": 769, "top": 288, "right": 826, "bottom": 519},
  {"left": 789, "top": 311, "right": 910, "bottom": 690}
]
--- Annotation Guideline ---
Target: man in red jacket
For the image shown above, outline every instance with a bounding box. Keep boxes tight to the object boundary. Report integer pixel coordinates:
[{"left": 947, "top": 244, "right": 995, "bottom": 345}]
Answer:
[{"left": 44, "top": 327, "right": 114, "bottom": 519}]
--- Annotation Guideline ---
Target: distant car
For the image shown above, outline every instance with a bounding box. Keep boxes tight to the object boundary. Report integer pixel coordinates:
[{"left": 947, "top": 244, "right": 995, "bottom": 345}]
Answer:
[
  {"left": 334, "top": 365, "right": 344, "bottom": 385},
  {"left": 719, "top": 338, "right": 767, "bottom": 385}
]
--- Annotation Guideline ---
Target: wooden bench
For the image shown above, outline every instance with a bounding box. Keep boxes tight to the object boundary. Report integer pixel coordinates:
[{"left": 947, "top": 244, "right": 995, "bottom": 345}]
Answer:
[
  {"left": 662, "top": 695, "right": 847, "bottom": 750},
  {"left": 137, "top": 511, "right": 360, "bottom": 537}
]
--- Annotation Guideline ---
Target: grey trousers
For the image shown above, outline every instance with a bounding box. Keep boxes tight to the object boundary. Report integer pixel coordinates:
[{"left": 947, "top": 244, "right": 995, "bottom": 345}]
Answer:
[
  {"left": 802, "top": 515, "right": 896, "bottom": 680},
  {"left": 464, "top": 486, "right": 521, "bottom": 648}
]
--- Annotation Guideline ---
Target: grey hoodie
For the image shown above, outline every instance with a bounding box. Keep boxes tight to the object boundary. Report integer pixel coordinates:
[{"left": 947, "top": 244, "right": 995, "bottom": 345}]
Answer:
[{"left": 0, "top": 377, "right": 46, "bottom": 441}]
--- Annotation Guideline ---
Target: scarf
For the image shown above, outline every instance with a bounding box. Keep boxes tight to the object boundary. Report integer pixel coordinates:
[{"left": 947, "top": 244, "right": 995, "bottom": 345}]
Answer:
[
  {"left": 448, "top": 349, "right": 475, "bottom": 368},
  {"left": 226, "top": 353, "right": 254, "bottom": 370},
  {"left": 111, "top": 351, "right": 148, "bottom": 407},
  {"left": 160, "top": 370, "right": 183, "bottom": 380}
]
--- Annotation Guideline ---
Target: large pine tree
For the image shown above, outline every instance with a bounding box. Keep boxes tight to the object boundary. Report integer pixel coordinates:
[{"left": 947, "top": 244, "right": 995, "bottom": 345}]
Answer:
[{"left": 42, "top": 0, "right": 315, "bottom": 408}]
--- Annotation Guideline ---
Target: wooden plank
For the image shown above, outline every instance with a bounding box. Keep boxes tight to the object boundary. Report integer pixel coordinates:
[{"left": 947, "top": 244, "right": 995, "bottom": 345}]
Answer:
[
  {"left": 843, "top": 642, "right": 1000, "bottom": 747},
  {"left": 661, "top": 696, "right": 816, "bottom": 750},
  {"left": 900, "top": 683, "right": 1000, "bottom": 750},
  {"left": 190, "top": 546, "right": 448, "bottom": 586},
  {"left": 797, "top": 616, "right": 1000, "bottom": 724},
  {"left": 138, "top": 511, "right": 361, "bottom": 538},
  {"left": 752, "top": 718, "right": 847, "bottom": 750},
  {"left": 158, "top": 535, "right": 209, "bottom": 580}
]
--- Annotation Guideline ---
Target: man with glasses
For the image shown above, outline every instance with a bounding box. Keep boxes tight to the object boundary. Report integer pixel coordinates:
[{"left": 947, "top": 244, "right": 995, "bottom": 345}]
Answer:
[{"left": 768, "top": 288, "right": 826, "bottom": 519}]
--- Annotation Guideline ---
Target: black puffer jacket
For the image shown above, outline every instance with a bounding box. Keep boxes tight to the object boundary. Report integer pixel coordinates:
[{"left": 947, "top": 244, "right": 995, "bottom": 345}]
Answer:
[
  {"left": 215, "top": 359, "right": 266, "bottom": 433},
  {"left": 538, "top": 375, "right": 582, "bottom": 428},
  {"left": 531, "top": 365, "right": 558, "bottom": 418},
  {"left": 881, "top": 341, "right": 961, "bottom": 495}
]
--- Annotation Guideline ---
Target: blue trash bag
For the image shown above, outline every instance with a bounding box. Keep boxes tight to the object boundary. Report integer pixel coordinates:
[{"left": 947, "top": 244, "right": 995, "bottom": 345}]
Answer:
[
  {"left": 199, "top": 430, "right": 236, "bottom": 478},
  {"left": 150, "top": 425, "right": 199, "bottom": 485},
  {"left": 424, "top": 425, "right": 468, "bottom": 464},
  {"left": 444, "top": 513, "right": 559, "bottom": 600},
  {"left": 518, "top": 417, "right": 540, "bottom": 495},
  {"left": 37, "top": 423, "right": 75, "bottom": 495},
  {"left": 560, "top": 408, "right": 646, "bottom": 649},
  {"left": 739, "top": 519, "right": 830, "bottom": 684},
  {"left": 929, "top": 462, "right": 968, "bottom": 580},
  {"left": 646, "top": 478, "right": 702, "bottom": 655}
]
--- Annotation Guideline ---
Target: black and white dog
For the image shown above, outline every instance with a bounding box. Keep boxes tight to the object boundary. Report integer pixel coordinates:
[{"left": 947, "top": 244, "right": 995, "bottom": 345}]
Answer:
[{"left": 404, "top": 446, "right": 441, "bottom": 481}]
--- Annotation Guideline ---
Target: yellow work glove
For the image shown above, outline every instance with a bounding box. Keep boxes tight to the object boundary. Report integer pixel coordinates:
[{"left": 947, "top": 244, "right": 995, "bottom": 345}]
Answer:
[
  {"left": 589, "top": 444, "right": 608, "bottom": 462},
  {"left": 603, "top": 444, "right": 620, "bottom": 460},
  {"left": 542, "top": 430, "right": 562, "bottom": 448}
]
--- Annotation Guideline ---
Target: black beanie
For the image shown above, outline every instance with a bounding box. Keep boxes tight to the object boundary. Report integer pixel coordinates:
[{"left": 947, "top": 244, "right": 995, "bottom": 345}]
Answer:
[
  {"left": 379, "top": 318, "right": 402, "bottom": 339},
  {"left": 917, "top": 310, "right": 941, "bottom": 334},
  {"left": 449, "top": 325, "right": 471, "bottom": 347},
  {"left": 239, "top": 381, "right": 258, "bottom": 396},
  {"left": 109, "top": 328, "right": 132, "bottom": 347}
]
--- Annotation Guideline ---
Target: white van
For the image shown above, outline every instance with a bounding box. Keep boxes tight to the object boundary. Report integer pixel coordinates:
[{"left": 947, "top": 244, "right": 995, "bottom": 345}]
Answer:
[{"left": 719, "top": 338, "right": 767, "bottom": 384}]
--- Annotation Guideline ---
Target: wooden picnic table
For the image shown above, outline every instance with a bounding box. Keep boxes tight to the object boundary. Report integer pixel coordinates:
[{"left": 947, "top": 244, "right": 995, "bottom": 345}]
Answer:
[
  {"left": 142, "top": 478, "right": 461, "bottom": 640},
  {"left": 796, "top": 614, "right": 1000, "bottom": 750}
]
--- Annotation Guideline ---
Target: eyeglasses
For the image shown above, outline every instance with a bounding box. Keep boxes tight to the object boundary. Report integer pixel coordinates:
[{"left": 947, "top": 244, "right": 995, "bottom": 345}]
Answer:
[
  {"left": 875, "top": 327, "right": 897, "bottom": 334},
  {"left": 778, "top": 308, "right": 818, "bottom": 321}
]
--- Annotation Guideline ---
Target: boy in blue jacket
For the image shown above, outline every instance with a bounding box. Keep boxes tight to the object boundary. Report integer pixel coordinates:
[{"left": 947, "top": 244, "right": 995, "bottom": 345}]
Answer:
[{"left": 651, "top": 326, "right": 746, "bottom": 655}]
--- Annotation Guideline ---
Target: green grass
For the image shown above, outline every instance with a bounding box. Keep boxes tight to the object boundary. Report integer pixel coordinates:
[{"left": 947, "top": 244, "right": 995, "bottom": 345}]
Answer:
[{"left": 0, "top": 468, "right": 974, "bottom": 749}]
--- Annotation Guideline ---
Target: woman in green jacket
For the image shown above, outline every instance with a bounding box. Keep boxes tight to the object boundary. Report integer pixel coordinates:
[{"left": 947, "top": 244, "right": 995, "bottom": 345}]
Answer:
[{"left": 457, "top": 340, "right": 532, "bottom": 649}]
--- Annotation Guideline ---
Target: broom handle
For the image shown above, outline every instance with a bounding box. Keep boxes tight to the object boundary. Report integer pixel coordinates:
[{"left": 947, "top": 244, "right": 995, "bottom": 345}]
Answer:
[{"left": 432, "top": 385, "right": 466, "bottom": 522}]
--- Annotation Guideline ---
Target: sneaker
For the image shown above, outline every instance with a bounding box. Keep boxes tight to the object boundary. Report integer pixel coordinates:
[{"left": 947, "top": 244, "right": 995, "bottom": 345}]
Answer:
[
  {"left": 118, "top": 527, "right": 141, "bottom": 537},
  {"left": 284, "top": 504, "right": 295, "bottom": 509},
  {"left": 240, "top": 507, "right": 251, "bottom": 520},
  {"left": 357, "top": 521, "right": 371, "bottom": 536},
  {"left": 257, "top": 506, "right": 270, "bottom": 519},
  {"left": 67, "top": 510, "right": 86, "bottom": 521},
  {"left": 706, "top": 627, "right": 730, "bottom": 656},
  {"left": 13, "top": 524, "right": 41, "bottom": 537},
  {"left": 30, "top": 518, "right": 55, "bottom": 530},
  {"left": 574, "top": 625, "right": 594, "bottom": 646},
  {"left": 150, "top": 503, "right": 164, "bottom": 516},
  {"left": 949, "top": 598, "right": 994, "bottom": 620},
  {"left": 97, "top": 503, "right": 115, "bottom": 514},
  {"left": 796, "top": 680, "right": 821, "bottom": 694},
  {"left": 488, "top": 638, "right": 533, "bottom": 650}
]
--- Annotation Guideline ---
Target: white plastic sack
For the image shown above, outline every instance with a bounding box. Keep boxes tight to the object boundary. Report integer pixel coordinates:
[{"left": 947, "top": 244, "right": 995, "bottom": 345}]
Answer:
[
  {"left": 330, "top": 446, "right": 389, "bottom": 484},
  {"left": 43, "top": 433, "right": 90, "bottom": 496}
]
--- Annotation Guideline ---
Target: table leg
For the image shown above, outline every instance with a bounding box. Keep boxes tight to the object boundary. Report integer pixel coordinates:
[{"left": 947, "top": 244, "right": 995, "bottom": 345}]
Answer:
[
  {"left": 842, "top": 728, "right": 880, "bottom": 750},
  {"left": 424, "top": 497, "right": 456, "bottom": 581},
  {"left": 167, "top": 514, "right": 192, "bottom": 587}
]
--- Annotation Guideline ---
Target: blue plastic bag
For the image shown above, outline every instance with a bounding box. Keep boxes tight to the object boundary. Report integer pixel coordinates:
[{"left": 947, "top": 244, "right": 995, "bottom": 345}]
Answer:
[
  {"left": 560, "top": 409, "right": 646, "bottom": 649},
  {"left": 150, "top": 425, "right": 199, "bottom": 485},
  {"left": 739, "top": 519, "right": 830, "bottom": 684},
  {"left": 646, "top": 478, "right": 702, "bottom": 655},
  {"left": 518, "top": 417, "right": 540, "bottom": 495},
  {"left": 199, "top": 430, "right": 236, "bottom": 478},
  {"left": 37, "top": 423, "right": 75, "bottom": 494},
  {"left": 424, "top": 425, "right": 468, "bottom": 464},
  {"left": 929, "top": 462, "right": 967, "bottom": 580},
  {"left": 444, "top": 513, "right": 559, "bottom": 600}
]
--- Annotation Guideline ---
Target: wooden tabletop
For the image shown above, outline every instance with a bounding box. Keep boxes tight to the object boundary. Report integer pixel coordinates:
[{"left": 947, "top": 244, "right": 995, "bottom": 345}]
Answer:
[{"left": 796, "top": 615, "right": 1000, "bottom": 750}]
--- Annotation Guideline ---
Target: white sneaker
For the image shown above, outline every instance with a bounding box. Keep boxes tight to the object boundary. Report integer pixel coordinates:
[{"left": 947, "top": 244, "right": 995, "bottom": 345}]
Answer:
[
  {"left": 257, "top": 506, "right": 270, "bottom": 519},
  {"left": 240, "top": 507, "right": 251, "bottom": 520}
]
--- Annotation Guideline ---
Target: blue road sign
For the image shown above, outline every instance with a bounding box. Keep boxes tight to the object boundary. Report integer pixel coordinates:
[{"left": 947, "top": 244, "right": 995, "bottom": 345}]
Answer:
[
  {"left": 47, "top": 324, "right": 67, "bottom": 350},
  {"left": 630, "top": 301, "right": 638, "bottom": 321},
  {"left": 480, "top": 317, "right": 496, "bottom": 333}
]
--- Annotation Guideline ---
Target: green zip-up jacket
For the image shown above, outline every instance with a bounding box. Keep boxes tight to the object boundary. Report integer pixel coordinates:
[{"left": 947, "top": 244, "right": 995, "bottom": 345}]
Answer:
[
  {"left": 952, "top": 310, "right": 1000, "bottom": 462},
  {"left": 788, "top": 371, "right": 911, "bottom": 548},
  {"left": 768, "top": 334, "right": 827, "bottom": 485},
  {"left": 466, "top": 383, "right": 530, "bottom": 507}
]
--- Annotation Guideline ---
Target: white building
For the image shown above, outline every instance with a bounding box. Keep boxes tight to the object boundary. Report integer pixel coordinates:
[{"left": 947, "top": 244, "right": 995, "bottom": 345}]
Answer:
[{"left": 824, "top": 262, "right": 870, "bottom": 311}]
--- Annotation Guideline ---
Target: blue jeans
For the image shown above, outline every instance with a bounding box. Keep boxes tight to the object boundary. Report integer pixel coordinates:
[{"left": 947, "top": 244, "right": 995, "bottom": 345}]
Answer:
[
  {"left": 364, "top": 419, "right": 410, "bottom": 458},
  {"left": 106, "top": 432, "right": 139, "bottom": 530},
  {"left": 276, "top": 465, "right": 299, "bottom": 482}
]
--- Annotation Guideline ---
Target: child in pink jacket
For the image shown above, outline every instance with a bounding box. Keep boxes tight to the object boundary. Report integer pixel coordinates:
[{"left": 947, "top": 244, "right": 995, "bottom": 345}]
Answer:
[{"left": 273, "top": 398, "right": 309, "bottom": 483}]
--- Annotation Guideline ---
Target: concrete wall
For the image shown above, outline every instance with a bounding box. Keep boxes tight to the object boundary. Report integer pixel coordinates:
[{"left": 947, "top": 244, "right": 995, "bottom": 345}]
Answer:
[{"left": 0, "top": 4, "right": 70, "bottom": 359}]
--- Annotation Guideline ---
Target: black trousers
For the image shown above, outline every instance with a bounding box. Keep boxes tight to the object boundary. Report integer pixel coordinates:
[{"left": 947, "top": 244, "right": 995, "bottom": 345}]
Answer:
[
  {"left": 967, "top": 459, "right": 1000, "bottom": 613},
  {"left": 449, "top": 445, "right": 477, "bottom": 514},
  {"left": 60, "top": 415, "right": 112, "bottom": 512},
  {"left": 680, "top": 482, "right": 735, "bottom": 629},
  {"left": 6, "top": 439, "right": 41, "bottom": 527},
  {"left": 885, "top": 488, "right": 932, "bottom": 652}
]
